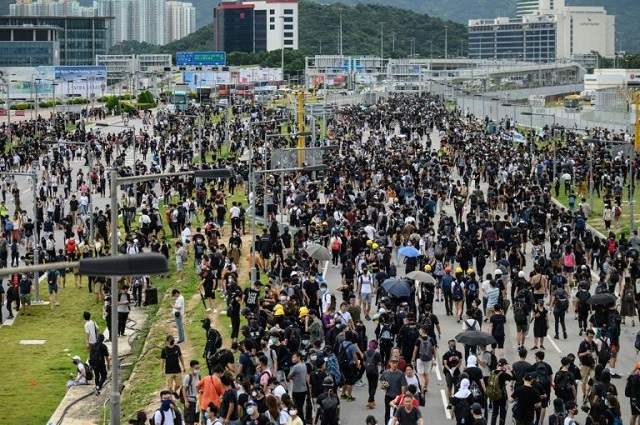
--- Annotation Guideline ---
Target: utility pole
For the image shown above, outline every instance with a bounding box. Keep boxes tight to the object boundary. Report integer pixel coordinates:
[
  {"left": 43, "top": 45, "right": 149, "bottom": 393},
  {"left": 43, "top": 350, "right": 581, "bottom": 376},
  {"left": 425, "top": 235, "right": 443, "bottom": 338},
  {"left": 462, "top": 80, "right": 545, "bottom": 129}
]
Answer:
[
  {"left": 338, "top": 8, "right": 343, "bottom": 56},
  {"left": 380, "top": 22, "right": 385, "bottom": 60},
  {"left": 445, "top": 25, "right": 449, "bottom": 61}
]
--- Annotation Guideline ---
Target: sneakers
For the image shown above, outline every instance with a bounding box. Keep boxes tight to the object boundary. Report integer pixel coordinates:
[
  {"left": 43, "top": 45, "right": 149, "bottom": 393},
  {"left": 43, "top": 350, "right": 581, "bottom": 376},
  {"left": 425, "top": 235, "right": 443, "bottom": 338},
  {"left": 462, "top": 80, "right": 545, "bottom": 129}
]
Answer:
[
  {"left": 346, "top": 396, "right": 356, "bottom": 402},
  {"left": 611, "top": 373, "right": 622, "bottom": 379},
  {"left": 94, "top": 385, "right": 101, "bottom": 396},
  {"left": 355, "top": 380, "right": 365, "bottom": 387},
  {"left": 540, "top": 345, "right": 546, "bottom": 350},
  {"left": 554, "top": 335, "right": 559, "bottom": 339},
  {"left": 365, "top": 315, "right": 371, "bottom": 321},
  {"left": 563, "top": 331, "right": 567, "bottom": 339},
  {"left": 531, "top": 346, "right": 538, "bottom": 350}
]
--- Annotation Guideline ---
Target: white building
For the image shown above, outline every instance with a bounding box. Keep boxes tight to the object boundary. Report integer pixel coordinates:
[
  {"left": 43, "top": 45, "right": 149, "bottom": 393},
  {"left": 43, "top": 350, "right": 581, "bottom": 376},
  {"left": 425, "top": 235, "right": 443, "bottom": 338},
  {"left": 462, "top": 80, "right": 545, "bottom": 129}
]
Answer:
[
  {"left": 516, "top": 0, "right": 562, "bottom": 17},
  {"left": 10, "top": 0, "right": 95, "bottom": 17},
  {"left": 96, "top": 0, "right": 171, "bottom": 46},
  {"left": 165, "top": 1, "right": 196, "bottom": 44},
  {"left": 240, "top": 0, "right": 299, "bottom": 51}
]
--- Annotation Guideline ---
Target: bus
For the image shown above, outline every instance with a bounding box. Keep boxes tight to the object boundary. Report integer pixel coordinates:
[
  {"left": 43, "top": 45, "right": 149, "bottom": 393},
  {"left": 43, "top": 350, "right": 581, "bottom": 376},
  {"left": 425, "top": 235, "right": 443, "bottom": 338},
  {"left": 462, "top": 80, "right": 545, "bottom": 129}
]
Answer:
[
  {"left": 169, "top": 91, "right": 188, "bottom": 111},
  {"left": 563, "top": 94, "right": 582, "bottom": 113},
  {"left": 196, "top": 87, "right": 214, "bottom": 105}
]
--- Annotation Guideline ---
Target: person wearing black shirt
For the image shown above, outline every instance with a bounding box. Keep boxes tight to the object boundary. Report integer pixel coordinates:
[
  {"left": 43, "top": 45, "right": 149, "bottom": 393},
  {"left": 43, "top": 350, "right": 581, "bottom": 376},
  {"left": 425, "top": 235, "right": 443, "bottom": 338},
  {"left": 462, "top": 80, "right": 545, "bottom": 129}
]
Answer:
[
  {"left": 509, "top": 373, "right": 541, "bottom": 425},
  {"left": 577, "top": 329, "right": 598, "bottom": 399},
  {"left": 220, "top": 374, "right": 238, "bottom": 423},
  {"left": 243, "top": 281, "right": 262, "bottom": 315},
  {"left": 442, "top": 340, "right": 463, "bottom": 400},
  {"left": 511, "top": 348, "right": 532, "bottom": 385},
  {"left": 259, "top": 230, "right": 272, "bottom": 271}
]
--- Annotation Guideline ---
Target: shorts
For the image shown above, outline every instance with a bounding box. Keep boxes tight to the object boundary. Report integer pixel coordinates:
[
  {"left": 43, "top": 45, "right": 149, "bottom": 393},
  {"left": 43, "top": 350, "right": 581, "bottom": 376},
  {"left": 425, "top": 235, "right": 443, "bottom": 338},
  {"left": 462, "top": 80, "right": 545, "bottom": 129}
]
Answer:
[
  {"left": 580, "top": 365, "right": 595, "bottom": 383},
  {"left": 630, "top": 399, "right": 640, "bottom": 415},
  {"left": 342, "top": 365, "right": 357, "bottom": 385},
  {"left": 20, "top": 294, "right": 31, "bottom": 305},
  {"left": 563, "top": 266, "right": 574, "bottom": 274},
  {"left": 176, "top": 261, "right": 183, "bottom": 271},
  {"left": 48, "top": 285, "right": 58, "bottom": 294},
  {"left": 361, "top": 292, "right": 372, "bottom": 303},
  {"left": 610, "top": 344, "right": 619, "bottom": 359},
  {"left": 183, "top": 401, "right": 199, "bottom": 423},
  {"left": 516, "top": 323, "right": 529, "bottom": 333},
  {"left": 165, "top": 373, "right": 181, "bottom": 389},
  {"left": 493, "top": 335, "right": 505, "bottom": 349},
  {"left": 416, "top": 359, "right": 432, "bottom": 375},
  {"left": 94, "top": 282, "right": 103, "bottom": 293},
  {"left": 261, "top": 251, "right": 270, "bottom": 260}
]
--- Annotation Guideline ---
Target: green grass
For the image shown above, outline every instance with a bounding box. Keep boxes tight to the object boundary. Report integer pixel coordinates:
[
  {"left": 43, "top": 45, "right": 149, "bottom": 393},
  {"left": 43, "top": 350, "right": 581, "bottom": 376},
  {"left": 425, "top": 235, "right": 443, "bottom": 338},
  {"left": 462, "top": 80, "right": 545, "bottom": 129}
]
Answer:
[{"left": 0, "top": 276, "right": 105, "bottom": 424}]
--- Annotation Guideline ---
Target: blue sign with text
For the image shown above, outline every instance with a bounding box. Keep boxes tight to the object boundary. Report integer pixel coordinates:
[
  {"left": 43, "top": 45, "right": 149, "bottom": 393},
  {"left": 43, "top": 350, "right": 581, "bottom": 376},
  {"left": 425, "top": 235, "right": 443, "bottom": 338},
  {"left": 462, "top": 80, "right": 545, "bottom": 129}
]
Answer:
[{"left": 176, "top": 51, "right": 226, "bottom": 66}]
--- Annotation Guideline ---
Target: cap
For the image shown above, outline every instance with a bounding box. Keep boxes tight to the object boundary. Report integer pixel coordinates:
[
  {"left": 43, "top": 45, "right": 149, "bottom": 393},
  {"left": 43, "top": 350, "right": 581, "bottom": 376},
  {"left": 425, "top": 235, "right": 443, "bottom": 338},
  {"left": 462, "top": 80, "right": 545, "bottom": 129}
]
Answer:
[
  {"left": 299, "top": 307, "right": 309, "bottom": 318},
  {"left": 455, "top": 267, "right": 463, "bottom": 274},
  {"left": 494, "top": 269, "right": 502, "bottom": 275},
  {"left": 323, "top": 376, "right": 334, "bottom": 387},
  {"left": 390, "top": 357, "right": 399, "bottom": 363},
  {"left": 424, "top": 265, "right": 432, "bottom": 272},
  {"left": 524, "top": 372, "right": 534, "bottom": 381},
  {"left": 246, "top": 400, "right": 258, "bottom": 407},
  {"left": 471, "top": 402, "right": 482, "bottom": 414},
  {"left": 518, "top": 271, "right": 525, "bottom": 278},
  {"left": 498, "top": 358, "right": 509, "bottom": 366},
  {"left": 72, "top": 355, "right": 82, "bottom": 361}
]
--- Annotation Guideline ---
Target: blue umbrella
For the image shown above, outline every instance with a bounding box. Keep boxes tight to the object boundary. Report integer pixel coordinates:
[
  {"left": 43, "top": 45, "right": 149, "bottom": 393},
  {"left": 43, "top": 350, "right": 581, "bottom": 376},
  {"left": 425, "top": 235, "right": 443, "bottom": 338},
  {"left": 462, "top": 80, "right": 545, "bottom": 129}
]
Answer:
[
  {"left": 382, "top": 278, "right": 413, "bottom": 298},
  {"left": 397, "top": 245, "right": 420, "bottom": 258}
]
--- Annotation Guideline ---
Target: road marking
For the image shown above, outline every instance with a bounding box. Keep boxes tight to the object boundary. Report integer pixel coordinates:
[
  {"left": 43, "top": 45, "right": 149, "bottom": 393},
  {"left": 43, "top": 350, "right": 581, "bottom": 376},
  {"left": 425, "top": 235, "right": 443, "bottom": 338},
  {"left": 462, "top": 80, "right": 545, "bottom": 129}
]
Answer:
[
  {"left": 546, "top": 336, "right": 562, "bottom": 353},
  {"left": 22, "top": 188, "right": 31, "bottom": 193},
  {"left": 434, "top": 363, "right": 442, "bottom": 381},
  {"left": 441, "top": 389, "right": 452, "bottom": 419},
  {"left": 323, "top": 260, "right": 329, "bottom": 279}
]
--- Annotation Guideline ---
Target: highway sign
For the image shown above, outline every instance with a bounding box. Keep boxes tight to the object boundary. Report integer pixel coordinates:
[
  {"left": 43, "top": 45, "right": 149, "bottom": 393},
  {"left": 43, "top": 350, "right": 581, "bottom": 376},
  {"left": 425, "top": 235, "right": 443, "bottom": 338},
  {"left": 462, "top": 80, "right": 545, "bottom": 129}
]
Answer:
[{"left": 176, "top": 51, "right": 226, "bottom": 67}]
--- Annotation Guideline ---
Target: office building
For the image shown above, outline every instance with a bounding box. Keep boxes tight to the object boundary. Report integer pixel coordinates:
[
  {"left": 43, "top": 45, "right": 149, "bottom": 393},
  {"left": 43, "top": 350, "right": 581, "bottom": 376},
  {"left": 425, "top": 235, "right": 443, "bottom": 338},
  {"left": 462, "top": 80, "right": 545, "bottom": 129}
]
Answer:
[
  {"left": 469, "top": 0, "right": 614, "bottom": 61},
  {"left": 214, "top": 0, "right": 298, "bottom": 53},
  {"left": 0, "top": 16, "right": 110, "bottom": 65},
  {"left": 96, "top": 53, "right": 171, "bottom": 85},
  {"left": 0, "top": 25, "right": 60, "bottom": 66},
  {"left": 165, "top": 1, "right": 196, "bottom": 44}
]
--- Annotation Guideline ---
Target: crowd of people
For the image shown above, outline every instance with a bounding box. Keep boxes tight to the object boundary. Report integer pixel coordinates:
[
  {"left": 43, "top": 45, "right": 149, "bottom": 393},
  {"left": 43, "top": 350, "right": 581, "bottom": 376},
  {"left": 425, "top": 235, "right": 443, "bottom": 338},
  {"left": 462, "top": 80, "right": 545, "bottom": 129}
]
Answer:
[{"left": 2, "top": 89, "right": 640, "bottom": 425}]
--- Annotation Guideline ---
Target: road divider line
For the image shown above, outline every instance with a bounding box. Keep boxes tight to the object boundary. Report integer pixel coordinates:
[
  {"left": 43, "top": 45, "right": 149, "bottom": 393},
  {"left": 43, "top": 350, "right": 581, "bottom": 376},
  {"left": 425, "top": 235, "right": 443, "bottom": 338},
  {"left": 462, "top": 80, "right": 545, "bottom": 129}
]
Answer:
[
  {"left": 546, "top": 335, "right": 562, "bottom": 353},
  {"left": 441, "top": 389, "right": 451, "bottom": 419},
  {"left": 434, "top": 363, "right": 442, "bottom": 381}
]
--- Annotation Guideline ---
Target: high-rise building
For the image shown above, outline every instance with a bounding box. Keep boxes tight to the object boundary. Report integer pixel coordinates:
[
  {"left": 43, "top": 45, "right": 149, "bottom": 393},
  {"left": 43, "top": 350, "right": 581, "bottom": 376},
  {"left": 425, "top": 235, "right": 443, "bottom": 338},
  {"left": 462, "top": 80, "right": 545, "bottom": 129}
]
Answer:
[
  {"left": 0, "top": 24, "right": 61, "bottom": 66},
  {"left": 9, "top": 0, "right": 95, "bottom": 17},
  {"left": 165, "top": 1, "right": 196, "bottom": 44},
  {"left": 214, "top": 0, "right": 298, "bottom": 53}
]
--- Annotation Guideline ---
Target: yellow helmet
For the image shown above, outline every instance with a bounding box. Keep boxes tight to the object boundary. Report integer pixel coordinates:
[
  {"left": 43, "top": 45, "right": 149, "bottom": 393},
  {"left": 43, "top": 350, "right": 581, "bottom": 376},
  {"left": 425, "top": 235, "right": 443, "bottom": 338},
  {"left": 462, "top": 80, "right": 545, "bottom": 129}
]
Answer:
[
  {"left": 455, "top": 267, "right": 463, "bottom": 274},
  {"left": 424, "top": 265, "right": 432, "bottom": 272},
  {"left": 467, "top": 268, "right": 474, "bottom": 275},
  {"left": 394, "top": 197, "right": 399, "bottom": 203},
  {"left": 366, "top": 240, "right": 373, "bottom": 247},
  {"left": 298, "top": 307, "right": 309, "bottom": 318},
  {"left": 322, "top": 221, "right": 328, "bottom": 226},
  {"left": 372, "top": 243, "right": 379, "bottom": 250}
]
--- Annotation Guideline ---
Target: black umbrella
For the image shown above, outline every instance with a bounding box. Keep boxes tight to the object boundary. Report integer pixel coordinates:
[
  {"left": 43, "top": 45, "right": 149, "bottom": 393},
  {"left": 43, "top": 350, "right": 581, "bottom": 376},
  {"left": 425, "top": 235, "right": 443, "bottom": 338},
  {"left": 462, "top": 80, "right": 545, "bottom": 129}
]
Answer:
[
  {"left": 587, "top": 292, "right": 617, "bottom": 306},
  {"left": 454, "top": 331, "right": 497, "bottom": 346},
  {"left": 382, "top": 278, "right": 413, "bottom": 298}
]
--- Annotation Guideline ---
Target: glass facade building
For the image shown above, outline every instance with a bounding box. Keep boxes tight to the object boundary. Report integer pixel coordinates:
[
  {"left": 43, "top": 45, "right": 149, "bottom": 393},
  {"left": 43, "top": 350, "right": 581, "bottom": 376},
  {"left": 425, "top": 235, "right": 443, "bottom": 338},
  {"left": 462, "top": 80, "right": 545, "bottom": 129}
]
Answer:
[
  {"left": 468, "top": 17, "right": 557, "bottom": 62},
  {"left": 0, "top": 16, "right": 111, "bottom": 66},
  {"left": 0, "top": 26, "right": 60, "bottom": 66}
]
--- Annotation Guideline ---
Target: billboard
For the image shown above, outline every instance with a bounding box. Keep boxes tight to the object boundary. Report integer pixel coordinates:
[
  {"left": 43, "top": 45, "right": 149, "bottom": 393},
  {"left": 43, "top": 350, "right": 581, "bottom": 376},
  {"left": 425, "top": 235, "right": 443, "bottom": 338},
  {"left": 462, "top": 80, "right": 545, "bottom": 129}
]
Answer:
[
  {"left": 3, "top": 66, "right": 107, "bottom": 99},
  {"left": 176, "top": 51, "right": 226, "bottom": 67},
  {"left": 183, "top": 71, "right": 231, "bottom": 90},
  {"left": 237, "top": 68, "right": 282, "bottom": 83}
]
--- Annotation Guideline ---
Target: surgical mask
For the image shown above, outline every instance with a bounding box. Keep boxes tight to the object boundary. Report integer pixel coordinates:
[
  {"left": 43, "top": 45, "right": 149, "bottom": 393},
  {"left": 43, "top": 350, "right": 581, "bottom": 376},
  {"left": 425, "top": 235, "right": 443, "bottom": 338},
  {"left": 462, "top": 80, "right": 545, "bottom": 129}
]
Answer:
[
  {"left": 246, "top": 407, "right": 255, "bottom": 415},
  {"left": 311, "top": 355, "right": 317, "bottom": 361},
  {"left": 193, "top": 369, "right": 200, "bottom": 375},
  {"left": 279, "top": 296, "right": 287, "bottom": 302},
  {"left": 161, "top": 400, "right": 172, "bottom": 411},
  {"left": 320, "top": 287, "right": 327, "bottom": 294},
  {"left": 290, "top": 409, "right": 298, "bottom": 416},
  {"left": 203, "top": 412, "right": 209, "bottom": 420},
  {"left": 302, "top": 340, "right": 309, "bottom": 346},
  {"left": 269, "top": 338, "right": 276, "bottom": 345}
]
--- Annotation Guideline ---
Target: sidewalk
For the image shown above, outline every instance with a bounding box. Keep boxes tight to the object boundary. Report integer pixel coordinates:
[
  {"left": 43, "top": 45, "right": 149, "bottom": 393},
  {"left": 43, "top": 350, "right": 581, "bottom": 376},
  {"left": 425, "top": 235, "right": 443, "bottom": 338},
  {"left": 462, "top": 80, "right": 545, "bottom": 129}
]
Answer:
[{"left": 47, "top": 307, "right": 147, "bottom": 425}]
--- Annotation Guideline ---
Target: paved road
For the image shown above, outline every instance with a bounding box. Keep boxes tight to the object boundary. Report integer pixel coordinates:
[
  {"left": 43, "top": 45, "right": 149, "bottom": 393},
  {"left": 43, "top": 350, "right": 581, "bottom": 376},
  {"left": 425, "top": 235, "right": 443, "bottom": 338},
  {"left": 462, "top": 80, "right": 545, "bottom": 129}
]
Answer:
[{"left": 326, "top": 124, "right": 639, "bottom": 425}]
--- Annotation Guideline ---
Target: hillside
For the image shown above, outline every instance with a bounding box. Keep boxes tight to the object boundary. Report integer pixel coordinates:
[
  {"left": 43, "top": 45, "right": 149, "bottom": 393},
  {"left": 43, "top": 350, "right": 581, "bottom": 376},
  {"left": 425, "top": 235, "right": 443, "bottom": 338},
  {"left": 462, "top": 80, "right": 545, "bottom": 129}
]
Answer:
[{"left": 155, "top": 1, "right": 466, "bottom": 60}]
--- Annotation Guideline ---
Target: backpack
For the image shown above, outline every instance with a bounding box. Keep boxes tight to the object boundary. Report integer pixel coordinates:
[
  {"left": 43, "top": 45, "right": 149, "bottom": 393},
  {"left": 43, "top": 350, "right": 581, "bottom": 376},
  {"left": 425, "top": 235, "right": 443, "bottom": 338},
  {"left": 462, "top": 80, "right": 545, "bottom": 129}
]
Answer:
[
  {"left": 486, "top": 370, "right": 503, "bottom": 401},
  {"left": 179, "top": 249, "right": 188, "bottom": 262},
  {"left": 608, "top": 239, "right": 617, "bottom": 256},
  {"left": 598, "top": 338, "right": 612, "bottom": 365},
  {"left": 625, "top": 288, "right": 634, "bottom": 302},
  {"left": 286, "top": 325, "right": 302, "bottom": 352},
  {"left": 454, "top": 398, "right": 471, "bottom": 423},
  {"left": 614, "top": 206, "right": 622, "bottom": 218},
  {"left": 204, "top": 328, "right": 223, "bottom": 359},
  {"left": 465, "top": 319, "right": 477, "bottom": 331},
  {"left": 556, "top": 294, "right": 569, "bottom": 312},
  {"left": 364, "top": 350, "right": 378, "bottom": 374},
  {"left": 89, "top": 343, "right": 102, "bottom": 367},
  {"left": 625, "top": 374, "right": 640, "bottom": 398},
  {"left": 379, "top": 323, "right": 394, "bottom": 345},
  {"left": 554, "top": 370, "right": 573, "bottom": 394},
  {"left": 149, "top": 407, "right": 183, "bottom": 425},
  {"left": 469, "top": 380, "right": 482, "bottom": 402},
  {"left": 635, "top": 330, "right": 640, "bottom": 352},
  {"left": 418, "top": 337, "right": 434, "bottom": 362},
  {"left": 194, "top": 240, "right": 205, "bottom": 257},
  {"left": 338, "top": 341, "right": 353, "bottom": 369},
  {"left": 563, "top": 253, "right": 574, "bottom": 268},
  {"left": 83, "top": 362, "right": 94, "bottom": 381},
  {"left": 452, "top": 281, "right": 463, "bottom": 300},
  {"left": 178, "top": 374, "right": 193, "bottom": 404},
  {"left": 577, "top": 290, "right": 591, "bottom": 311},
  {"left": 535, "top": 363, "right": 550, "bottom": 387},
  {"left": 608, "top": 410, "right": 623, "bottom": 425},
  {"left": 319, "top": 391, "right": 339, "bottom": 423},
  {"left": 513, "top": 300, "right": 528, "bottom": 325},
  {"left": 576, "top": 216, "right": 585, "bottom": 230},
  {"left": 331, "top": 238, "right": 341, "bottom": 251}
]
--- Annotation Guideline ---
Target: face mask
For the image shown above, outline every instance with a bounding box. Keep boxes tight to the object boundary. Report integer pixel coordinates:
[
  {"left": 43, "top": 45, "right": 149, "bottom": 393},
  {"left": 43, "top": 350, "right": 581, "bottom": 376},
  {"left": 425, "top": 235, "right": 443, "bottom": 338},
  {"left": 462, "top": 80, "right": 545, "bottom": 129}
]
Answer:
[
  {"left": 279, "top": 296, "right": 287, "bottom": 302},
  {"left": 169, "top": 340, "right": 175, "bottom": 346},
  {"left": 302, "top": 340, "right": 309, "bottom": 346},
  {"left": 203, "top": 412, "right": 209, "bottom": 420},
  {"left": 161, "top": 400, "right": 172, "bottom": 411},
  {"left": 246, "top": 407, "right": 255, "bottom": 415},
  {"left": 320, "top": 287, "right": 327, "bottom": 294},
  {"left": 310, "top": 355, "right": 317, "bottom": 361},
  {"left": 194, "top": 369, "right": 200, "bottom": 375},
  {"left": 269, "top": 338, "right": 276, "bottom": 345}
]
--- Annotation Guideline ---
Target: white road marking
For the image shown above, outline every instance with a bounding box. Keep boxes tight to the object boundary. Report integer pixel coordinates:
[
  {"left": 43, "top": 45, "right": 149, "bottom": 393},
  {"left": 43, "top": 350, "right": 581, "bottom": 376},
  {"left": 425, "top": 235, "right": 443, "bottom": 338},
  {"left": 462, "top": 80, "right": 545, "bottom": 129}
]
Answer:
[
  {"left": 434, "top": 363, "right": 442, "bottom": 381},
  {"left": 546, "top": 335, "right": 562, "bottom": 353},
  {"left": 22, "top": 188, "right": 31, "bottom": 193},
  {"left": 441, "top": 389, "right": 452, "bottom": 419},
  {"left": 323, "top": 260, "right": 329, "bottom": 278}
]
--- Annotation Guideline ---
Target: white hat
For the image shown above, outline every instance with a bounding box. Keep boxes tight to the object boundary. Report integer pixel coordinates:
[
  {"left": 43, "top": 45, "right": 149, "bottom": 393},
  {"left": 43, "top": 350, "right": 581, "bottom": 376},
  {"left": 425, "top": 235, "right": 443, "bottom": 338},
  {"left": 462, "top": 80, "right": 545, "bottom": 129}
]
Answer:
[
  {"left": 494, "top": 269, "right": 502, "bottom": 276},
  {"left": 518, "top": 271, "right": 525, "bottom": 278},
  {"left": 72, "top": 355, "right": 82, "bottom": 362}
]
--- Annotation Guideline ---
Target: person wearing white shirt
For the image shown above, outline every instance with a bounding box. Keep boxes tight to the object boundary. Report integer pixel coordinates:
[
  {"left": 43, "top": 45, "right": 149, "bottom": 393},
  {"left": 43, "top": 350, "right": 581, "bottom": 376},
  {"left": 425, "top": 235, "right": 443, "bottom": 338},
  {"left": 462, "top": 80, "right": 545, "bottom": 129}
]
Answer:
[{"left": 172, "top": 289, "right": 186, "bottom": 343}]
